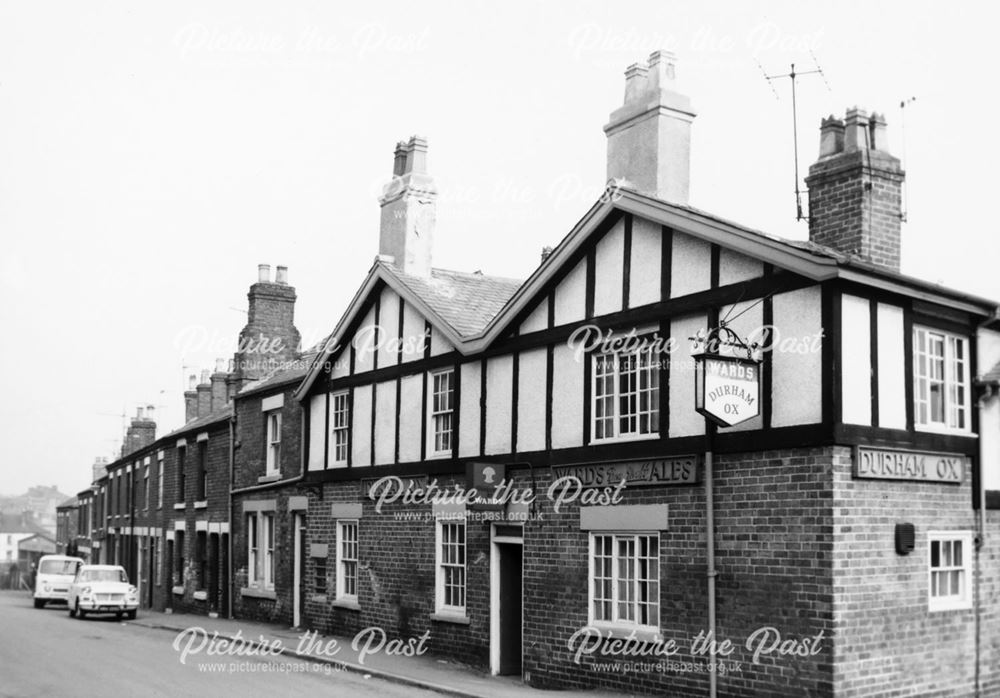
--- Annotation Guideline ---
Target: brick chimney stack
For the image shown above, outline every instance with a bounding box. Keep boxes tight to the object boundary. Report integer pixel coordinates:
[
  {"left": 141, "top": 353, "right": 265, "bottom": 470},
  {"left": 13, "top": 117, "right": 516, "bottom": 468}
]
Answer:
[
  {"left": 196, "top": 369, "right": 212, "bottom": 418},
  {"left": 91, "top": 456, "right": 108, "bottom": 484},
  {"left": 604, "top": 51, "right": 696, "bottom": 204},
  {"left": 184, "top": 374, "right": 198, "bottom": 423},
  {"left": 805, "top": 107, "right": 905, "bottom": 272},
  {"left": 123, "top": 406, "right": 156, "bottom": 455},
  {"left": 210, "top": 358, "right": 229, "bottom": 412},
  {"left": 232, "top": 264, "right": 301, "bottom": 386},
  {"left": 378, "top": 136, "right": 437, "bottom": 277}
]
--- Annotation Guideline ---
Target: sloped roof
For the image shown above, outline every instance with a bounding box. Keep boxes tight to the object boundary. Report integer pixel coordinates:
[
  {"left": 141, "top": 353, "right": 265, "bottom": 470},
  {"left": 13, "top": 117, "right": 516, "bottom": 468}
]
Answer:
[
  {"left": 56, "top": 497, "right": 79, "bottom": 510},
  {"left": 237, "top": 349, "right": 321, "bottom": 398},
  {"left": 387, "top": 267, "right": 523, "bottom": 337},
  {"left": 979, "top": 360, "right": 1000, "bottom": 386},
  {"left": 161, "top": 405, "right": 233, "bottom": 441}
]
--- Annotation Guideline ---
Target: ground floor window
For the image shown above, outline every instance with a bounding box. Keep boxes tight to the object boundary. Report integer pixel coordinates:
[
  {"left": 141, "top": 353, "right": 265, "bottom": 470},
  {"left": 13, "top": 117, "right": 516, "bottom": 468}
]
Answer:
[
  {"left": 153, "top": 534, "right": 162, "bottom": 586},
  {"left": 928, "top": 530, "right": 972, "bottom": 611},
  {"left": 247, "top": 512, "right": 276, "bottom": 590},
  {"left": 589, "top": 532, "right": 659, "bottom": 629},
  {"left": 435, "top": 520, "right": 466, "bottom": 614},
  {"left": 196, "top": 531, "right": 207, "bottom": 591},
  {"left": 335, "top": 520, "right": 358, "bottom": 600},
  {"left": 174, "top": 531, "right": 185, "bottom": 587}
]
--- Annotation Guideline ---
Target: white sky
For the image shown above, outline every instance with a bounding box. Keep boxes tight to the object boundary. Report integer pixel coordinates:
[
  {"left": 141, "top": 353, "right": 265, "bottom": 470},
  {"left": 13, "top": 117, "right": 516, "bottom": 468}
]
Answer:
[{"left": 1, "top": 0, "right": 997, "bottom": 497}]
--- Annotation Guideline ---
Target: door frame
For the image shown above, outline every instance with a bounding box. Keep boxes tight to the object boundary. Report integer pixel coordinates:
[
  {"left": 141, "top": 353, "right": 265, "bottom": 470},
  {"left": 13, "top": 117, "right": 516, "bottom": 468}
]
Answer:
[
  {"left": 489, "top": 523, "right": 524, "bottom": 676},
  {"left": 292, "top": 513, "right": 304, "bottom": 628}
]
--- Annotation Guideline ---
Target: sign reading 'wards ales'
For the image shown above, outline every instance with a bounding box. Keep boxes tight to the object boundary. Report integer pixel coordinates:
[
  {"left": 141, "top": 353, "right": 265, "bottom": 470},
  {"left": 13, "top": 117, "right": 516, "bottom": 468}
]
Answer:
[{"left": 554, "top": 456, "right": 698, "bottom": 488}]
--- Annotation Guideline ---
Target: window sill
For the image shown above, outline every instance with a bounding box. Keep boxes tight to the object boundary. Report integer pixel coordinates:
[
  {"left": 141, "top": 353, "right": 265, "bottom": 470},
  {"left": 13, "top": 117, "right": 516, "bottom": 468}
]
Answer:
[
  {"left": 240, "top": 587, "right": 277, "bottom": 600},
  {"left": 173, "top": 503, "right": 186, "bottom": 511},
  {"left": 171, "top": 585, "right": 184, "bottom": 596},
  {"left": 914, "top": 424, "right": 976, "bottom": 437},
  {"left": 589, "top": 623, "right": 663, "bottom": 643},
  {"left": 589, "top": 432, "right": 660, "bottom": 446},
  {"left": 430, "top": 611, "right": 470, "bottom": 625},
  {"left": 194, "top": 500, "right": 208, "bottom": 509},
  {"left": 257, "top": 473, "right": 281, "bottom": 484},
  {"left": 928, "top": 599, "right": 972, "bottom": 613},
  {"left": 426, "top": 451, "right": 453, "bottom": 460},
  {"left": 332, "top": 598, "right": 361, "bottom": 611},
  {"left": 193, "top": 590, "right": 208, "bottom": 601}
]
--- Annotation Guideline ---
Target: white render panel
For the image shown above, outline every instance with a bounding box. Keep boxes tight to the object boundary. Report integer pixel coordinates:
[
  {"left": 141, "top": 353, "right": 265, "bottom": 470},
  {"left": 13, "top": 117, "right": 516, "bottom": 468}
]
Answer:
[
  {"left": 308, "top": 394, "right": 326, "bottom": 471},
  {"left": 331, "top": 343, "right": 350, "bottom": 378},
  {"left": 669, "top": 313, "right": 706, "bottom": 437},
  {"left": 377, "top": 288, "right": 401, "bottom": 369},
  {"left": 353, "top": 306, "right": 377, "bottom": 374},
  {"left": 374, "top": 380, "right": 397, "bottom": 465},
  {"left": 771, "top": 286, "right": 823, "bottom": 427},
  {"left": 430, "top": 324, "right": 453, "bottom": 357},
  {"left": 877, "top": 303, "right": 906, "bottom": 429},
  {"left": 520, "top": 298, "right": 549, "bottom": 334},
  {"left": 593, "top": 220, "right": 625, "bottom": 316},
  {"left": 517, "top": 348, "right": 547, "bottom": 452},
  {"left": 551, "top": 343, "right": 585, "bottom": 448},
  {"left": 398, "top": 374, "right": 423, "bottom": 463},
  {"left": 629, "top": 216, "right": 661, "bottom": 307},
  {"left": 553, "top": 258, "right": 586, "bottom": 326},
  {"left": 401, "top": 302, "right": 426, "bottom": 364},
  {"left": 841, "top": 294, "right": 872, "bottom": 426},
  {"left": 485, "top": 355, "right": 513, "bottom": 455},
  {"left": 670, "top": 232, "right": 711, "bottom": 297},
  {"left": 718, "top": 247, "right": 764, "bottom": 286},
  {"left": 351, "top": 384, "right": 373, "bottom": 466},
  {"left": 459, "top": 362, "right": 482, "bottom": 457}
]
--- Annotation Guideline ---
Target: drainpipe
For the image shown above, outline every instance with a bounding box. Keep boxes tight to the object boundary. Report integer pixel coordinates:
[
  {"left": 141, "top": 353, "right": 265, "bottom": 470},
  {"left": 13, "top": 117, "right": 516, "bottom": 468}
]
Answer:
[
  {"left": 228, "top": 415, "right": 235, "bottom": 619},
  {"left": 704, "top": 423, "right": 718, "bottom": 698}
]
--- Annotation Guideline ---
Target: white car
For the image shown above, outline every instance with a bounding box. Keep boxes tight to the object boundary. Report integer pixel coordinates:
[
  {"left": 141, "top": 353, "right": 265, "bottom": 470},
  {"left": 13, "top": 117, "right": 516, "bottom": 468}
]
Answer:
[
  {"left": 34, "top": 555, "right": 84, "bottom": 608},
  {"left": 67, "top": 565, "right": 139, "bottom": 620}
]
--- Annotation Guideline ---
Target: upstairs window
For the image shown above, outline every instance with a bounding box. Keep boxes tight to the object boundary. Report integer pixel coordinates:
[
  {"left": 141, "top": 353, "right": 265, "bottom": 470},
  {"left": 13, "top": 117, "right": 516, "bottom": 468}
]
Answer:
[
  {"left": 331, "top": 392, "right": 350, "bottom": 465},
  {"left": 592, "top": 344, "right": 660, "bottom": 442},
  {"left": 914, "top": 327, "right": 970, "bottom": 432},
  {"left": 430, "top": 369, "right": 455, "bottom": 456},
  {"left": 266, "top": 412, "right": 282, "bottom": 475},
  {"left": 196, "top": 442, "right": 207, "bottom": 501},
  {"left": 176, "top": 446, "right": 186, "bottom": 503}
]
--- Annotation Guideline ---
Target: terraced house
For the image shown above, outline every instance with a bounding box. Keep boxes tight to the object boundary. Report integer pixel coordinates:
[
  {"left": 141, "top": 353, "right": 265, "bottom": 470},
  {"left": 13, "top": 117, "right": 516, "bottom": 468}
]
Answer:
[{"left": 290, "top": 53, "right": 1000, "bottom": 697}]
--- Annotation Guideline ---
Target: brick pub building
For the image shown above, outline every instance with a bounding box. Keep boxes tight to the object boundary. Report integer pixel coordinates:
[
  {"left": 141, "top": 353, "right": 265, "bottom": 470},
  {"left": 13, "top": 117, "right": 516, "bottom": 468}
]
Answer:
[{"left": 290, "top": 52, "right": 1000, "bottom": 696}]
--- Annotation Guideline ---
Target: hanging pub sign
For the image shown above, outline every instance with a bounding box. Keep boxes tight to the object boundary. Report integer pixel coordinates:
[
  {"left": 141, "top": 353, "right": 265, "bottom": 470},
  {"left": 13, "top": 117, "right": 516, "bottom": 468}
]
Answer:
[{"left": 694, "top": 352, "right": 761, "bottom": 427}]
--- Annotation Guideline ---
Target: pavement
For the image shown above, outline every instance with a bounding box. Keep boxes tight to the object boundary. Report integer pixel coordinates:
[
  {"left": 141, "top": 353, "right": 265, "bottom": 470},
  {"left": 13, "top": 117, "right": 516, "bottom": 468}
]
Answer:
[{"left": 131, "top": 608, "right": 628, "bottom": 698}]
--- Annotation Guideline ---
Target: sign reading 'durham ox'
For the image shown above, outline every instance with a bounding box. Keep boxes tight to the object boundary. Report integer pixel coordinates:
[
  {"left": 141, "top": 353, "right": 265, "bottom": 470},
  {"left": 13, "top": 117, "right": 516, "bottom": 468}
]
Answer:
[
  {"left": 853, "top": 446, "right": 965, "bottom": 484},
  {"left": 694, "top": 354, "right": 761, "bottom": 427}
]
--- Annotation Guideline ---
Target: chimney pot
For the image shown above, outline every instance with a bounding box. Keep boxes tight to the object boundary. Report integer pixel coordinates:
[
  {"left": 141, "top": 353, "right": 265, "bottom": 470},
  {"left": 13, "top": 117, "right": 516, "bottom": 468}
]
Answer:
[
  {"left": 188, "top": 374, "right": 197, "bottom": 390},
  {"left": 200, "top": 369, "right": 210, "bottom": 384},
  {"left": 819, "top": 115, "right": 845, "bottom": 157},
  {"left": 869, "top": 112, "right": 889, "bottom": 151},
  {"left": 379, "top": 136, "right": 437, "bottom": 277},
  {"left": 215, "top": 357, "right": 228, "bottom": 373},
  {"left": 540, "top": 246, "right": 554, "bottom": 264},
  {"left": 844, "top": 107, "right": 870, "bottom": 151},
  {"left": 623, "top": 63, "right": 649, "bottom": 102},
  {"left": 275, "top": 265, "right": 288, "bottom": 284},
  {"left": 258, "top": 264, "right": 271, "bottom": 283},
  {"left": 136, "top": 406, "right": 144, "bottom": 420}
]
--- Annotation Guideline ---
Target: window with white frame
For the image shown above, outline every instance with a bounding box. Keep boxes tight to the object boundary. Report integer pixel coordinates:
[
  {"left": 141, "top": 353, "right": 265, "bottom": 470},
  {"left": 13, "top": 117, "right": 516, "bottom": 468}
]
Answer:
[
  {"left": 157, "top": 454, "right": 164, "bottom": 509},
  {"left": 429, "top": 370, "right": 455, "bottom": 456},
  {"left": 435, "top": 519, "right": 466, "bottom": 614},
  {"left": 592, "top": 344, "right": 660, "bottom": 442},
  {"left": 263, "top": 513, "right": 275, "bottom": 589},
  {"left": 335, "top": 520, "right": 358, "bottom": 600},
  {"left": 928, "top": 531, "right": 972, "bottom": 611},
  {"left": 914, "top": 327, "right": 970, "bottom": 432},
  {"left": 247, "top": 513, "right": 259, "bottom": 586},
  {"left": 589, "top": 532, "right": 659, "bottom": 629},
  {"left": 331, "top": 392, "right": 350, "bottom": 465},
  {"left": 143, "top": 466, "right": 149, "bottom": 511},
  {"left": 265, "top": 411, "right": 282, "bottom": 475}
]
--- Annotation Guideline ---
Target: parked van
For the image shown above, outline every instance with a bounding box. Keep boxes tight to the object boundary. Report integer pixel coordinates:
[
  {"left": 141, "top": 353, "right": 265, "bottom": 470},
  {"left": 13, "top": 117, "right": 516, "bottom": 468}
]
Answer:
[{"left": 33, "top": 554, "right": 83, "bottom": 608}]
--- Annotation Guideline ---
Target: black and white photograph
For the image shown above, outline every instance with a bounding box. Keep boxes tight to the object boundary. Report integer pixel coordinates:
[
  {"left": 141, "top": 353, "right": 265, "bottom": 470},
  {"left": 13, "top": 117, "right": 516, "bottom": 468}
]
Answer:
[{"left": 1, "top": 2, "right": 998, "bottom": 696}]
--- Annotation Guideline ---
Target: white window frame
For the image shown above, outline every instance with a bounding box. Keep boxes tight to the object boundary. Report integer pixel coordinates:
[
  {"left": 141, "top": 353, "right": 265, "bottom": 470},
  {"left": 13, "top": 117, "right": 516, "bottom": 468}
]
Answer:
[
  {"left": 157, "top": 454, "right": 164, "bottom": 509},
  {"left": 591, "top": 343, "right": 660, "bottom": 444},
  {"left": 914, "top": 326, "right": 971, "bottom": 434},
  {"left": 263, "top": 512, "right": 275, "bottom": 590},
  {"left": 247, "top": 512, "right": 260, "bottom": 587},
  {"left": 434, "top": 519, "right": 466, "bottom": 615},
  {"left": 335, "top": 519, "right": 359, "bottom": 601},
  {"left": 588, "top": 531, "right": 660, "bottom": 631},
  {"left": 143, "top": 466, "right": 150, "bottom": 512},
  {"left": 928, "top": 530, "right": 972, "bottom": 612},
  {"left": 265, "top": 411, "right": 282, "bottom": 475},
  {"left": 428, "top": 369, "right": 455, "bottom": 457},
  {"left": 331, "top": 391, "right": 350, "bottom": 466}
]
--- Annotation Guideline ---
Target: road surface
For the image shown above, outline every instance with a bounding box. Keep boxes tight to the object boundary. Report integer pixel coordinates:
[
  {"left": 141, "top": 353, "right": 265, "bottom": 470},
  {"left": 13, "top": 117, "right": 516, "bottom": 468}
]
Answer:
[{"left": 0, "top": 590, "right": 438, "bottom": 697}]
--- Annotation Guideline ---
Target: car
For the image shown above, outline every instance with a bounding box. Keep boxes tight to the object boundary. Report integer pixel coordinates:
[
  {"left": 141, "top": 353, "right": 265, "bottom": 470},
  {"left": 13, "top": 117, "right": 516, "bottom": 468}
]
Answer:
[
  {"left": 67, "top": 564, "right": 139, "bottom": 620},
  {"left": 33, "top": 555, "right": 84, "bottom": 608}
]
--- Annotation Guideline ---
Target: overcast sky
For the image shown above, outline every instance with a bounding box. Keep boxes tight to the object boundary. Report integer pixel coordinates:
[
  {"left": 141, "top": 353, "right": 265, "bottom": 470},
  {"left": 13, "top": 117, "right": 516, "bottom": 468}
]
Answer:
[{"left": 1, "top": 0, "right": 997, "bottom": 497}]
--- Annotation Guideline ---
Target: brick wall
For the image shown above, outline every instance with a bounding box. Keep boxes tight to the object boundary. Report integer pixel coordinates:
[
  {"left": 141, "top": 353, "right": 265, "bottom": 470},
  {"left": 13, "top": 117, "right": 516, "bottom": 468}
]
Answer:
[{"left": 831, "top": 446, "right": 1000, "bottom": 697}]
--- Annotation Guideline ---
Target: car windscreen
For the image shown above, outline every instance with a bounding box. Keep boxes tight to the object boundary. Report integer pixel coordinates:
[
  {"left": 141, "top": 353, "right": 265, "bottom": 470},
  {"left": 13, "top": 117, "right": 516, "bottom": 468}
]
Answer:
[
  {"left": 39, "top": 560, "right": 78, "bottom": 575},
  {"left": 80, "top": 569, "right": 127, "bottom": 583}
]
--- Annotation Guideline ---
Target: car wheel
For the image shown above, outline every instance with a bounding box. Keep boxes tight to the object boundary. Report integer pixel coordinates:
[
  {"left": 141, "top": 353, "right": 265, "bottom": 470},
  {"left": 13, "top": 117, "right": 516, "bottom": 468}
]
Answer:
[
  {"left": 126, "top": 610, "right": 136, "bottom": 620},
  {"left": 116, "top": 612, "right": 123, "bottom": 621},
  {"left": 33, "top": 599, "right": 44, "bottom": 609},
  {"left": 77, "top": 601, "right": 86, "bottom": 620},
  {"left": 68, "top": 602, "right": 76, "bottom": 618}
]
